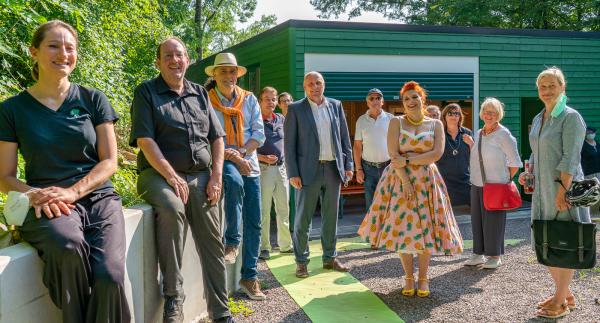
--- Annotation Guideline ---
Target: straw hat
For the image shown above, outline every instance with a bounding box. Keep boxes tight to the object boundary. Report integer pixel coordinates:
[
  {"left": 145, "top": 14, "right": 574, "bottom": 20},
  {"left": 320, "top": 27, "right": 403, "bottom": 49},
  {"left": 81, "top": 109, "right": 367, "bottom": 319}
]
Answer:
[{"left": 204, "top": 53, "right": 247, "bottom": 77}]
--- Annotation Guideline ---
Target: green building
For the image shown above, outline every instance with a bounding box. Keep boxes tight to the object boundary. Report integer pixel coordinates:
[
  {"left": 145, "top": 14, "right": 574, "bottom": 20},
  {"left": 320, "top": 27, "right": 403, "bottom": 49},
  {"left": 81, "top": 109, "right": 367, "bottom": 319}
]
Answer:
[{"left": 187, "top": 19, "right": 600, "bottom": 159}]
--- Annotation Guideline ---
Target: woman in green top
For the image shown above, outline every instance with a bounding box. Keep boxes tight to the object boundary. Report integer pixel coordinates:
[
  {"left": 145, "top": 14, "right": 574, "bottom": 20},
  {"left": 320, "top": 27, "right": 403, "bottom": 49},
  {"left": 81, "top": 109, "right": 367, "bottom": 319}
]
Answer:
[{"left": 519, "top": 67, "right": 589, "bottom": 319}]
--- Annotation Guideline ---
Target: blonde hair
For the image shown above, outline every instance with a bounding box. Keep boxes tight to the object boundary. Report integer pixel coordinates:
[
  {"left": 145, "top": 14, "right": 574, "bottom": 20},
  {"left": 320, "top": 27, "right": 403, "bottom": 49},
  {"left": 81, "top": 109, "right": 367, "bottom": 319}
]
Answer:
[
  {"left": 480, "top": 97, "right": 505, "bottom": 121},
  {"left": 536, "top": 66, "right": 566, "bottom": 88}
]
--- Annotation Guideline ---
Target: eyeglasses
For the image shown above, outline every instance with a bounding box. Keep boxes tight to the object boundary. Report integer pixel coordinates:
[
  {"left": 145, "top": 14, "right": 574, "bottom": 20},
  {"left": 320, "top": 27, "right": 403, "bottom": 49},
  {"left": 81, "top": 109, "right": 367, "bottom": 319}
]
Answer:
[
  {"left": 368, "top": 96, "right": 382, "bottom": 101},
  {"left": 447, "top": 111, "right": 461, "bottom": 117},
  {"left": 482, "top": 110, "right": 498, "bottom": 116}
]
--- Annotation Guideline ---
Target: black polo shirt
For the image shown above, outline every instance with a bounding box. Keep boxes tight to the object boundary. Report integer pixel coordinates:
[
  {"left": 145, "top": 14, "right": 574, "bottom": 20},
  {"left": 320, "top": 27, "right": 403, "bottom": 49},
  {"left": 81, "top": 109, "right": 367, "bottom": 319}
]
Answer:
[
  {"left": 129, "top": 76, "right": 225, "bottom": 173},
  {"left": 0, "top": 84, "right": 118, "bottom": 190},
  {"left": 257, "top": 113, "right": 285, "bottom": 163}
]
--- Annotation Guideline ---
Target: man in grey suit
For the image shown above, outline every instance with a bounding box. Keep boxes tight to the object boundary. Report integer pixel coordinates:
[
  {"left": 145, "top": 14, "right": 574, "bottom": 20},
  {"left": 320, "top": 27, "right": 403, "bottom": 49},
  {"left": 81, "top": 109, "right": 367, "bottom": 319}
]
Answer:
[{"left": 284, "top": 71, "right": 354, "bottom": 278}]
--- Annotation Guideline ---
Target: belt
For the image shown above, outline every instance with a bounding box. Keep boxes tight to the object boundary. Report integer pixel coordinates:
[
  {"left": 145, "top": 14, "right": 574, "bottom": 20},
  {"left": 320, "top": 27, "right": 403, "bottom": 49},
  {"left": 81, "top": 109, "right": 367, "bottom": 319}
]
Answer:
[
  {"left": 362, "top": 159, "right": 391, "bottom": 168},
  {"left": 319, "top": 160, "right": 335, "bottom": 164},
  {"left": 260, "top": 160, "right": 284, "bottom": 166}
]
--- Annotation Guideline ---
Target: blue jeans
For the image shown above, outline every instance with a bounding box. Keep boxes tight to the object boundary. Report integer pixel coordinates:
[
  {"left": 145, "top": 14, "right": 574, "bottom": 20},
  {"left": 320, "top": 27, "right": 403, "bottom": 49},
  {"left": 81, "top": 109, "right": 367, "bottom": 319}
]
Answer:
[
  {"left": 362, "top": 161, "right": 387, "bottom": 211},
  {"left": 223, "top": 161, "right": 262, "bottom": 280}
]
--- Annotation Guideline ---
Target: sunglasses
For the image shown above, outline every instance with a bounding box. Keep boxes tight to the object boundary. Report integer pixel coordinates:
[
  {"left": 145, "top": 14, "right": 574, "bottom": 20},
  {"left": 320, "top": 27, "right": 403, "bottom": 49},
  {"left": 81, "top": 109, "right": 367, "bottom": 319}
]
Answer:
[
  {"left": 447, "top": 111, "right": 461, "bottom": 117},
  {"left": 368, "top": 96, "right": 383, "bottom": 101}
]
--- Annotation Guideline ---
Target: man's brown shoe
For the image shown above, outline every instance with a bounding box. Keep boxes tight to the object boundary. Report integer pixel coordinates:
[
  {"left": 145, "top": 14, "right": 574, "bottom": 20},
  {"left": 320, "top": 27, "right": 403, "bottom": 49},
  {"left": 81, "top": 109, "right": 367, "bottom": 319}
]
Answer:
[
  {"left": 224, "top": 245, "right": 239, "bottom": 265},
  {"left": 239, "top": 279, "right": 266, "bottom": 301},
  {"left": 323, "top": 259, "right": 349, "bottom": 272},
  {"left": 296, "top": 263, "right": 309, "bottom": 278}
]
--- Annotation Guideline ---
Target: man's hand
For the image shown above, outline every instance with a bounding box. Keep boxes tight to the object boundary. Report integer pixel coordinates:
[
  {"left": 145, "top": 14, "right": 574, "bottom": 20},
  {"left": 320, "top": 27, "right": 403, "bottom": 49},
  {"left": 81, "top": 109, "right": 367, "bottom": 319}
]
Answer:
[
  {"left": 233, "top": 157, "right": 252, "bottom": 176},
  {"left": 167, "top": 174, "right": 189, "bottom": 204},
  {"left": 258, "top": 154, "right": 278, "bottom": 165},
  {"left": 356, "top": 169, "right": 364, "bottom": 184},
  {"left": 344, "top": 170, "right": 353, "bottom": 184},
  {"left": 206, "top": 175, "right": 222, "bottom": 206},
  {"left": 224, "top": 148, "right": 241, "bottom": 161},
  {"left": 290, "top": 176, "right": 302, "bottom": 189}
]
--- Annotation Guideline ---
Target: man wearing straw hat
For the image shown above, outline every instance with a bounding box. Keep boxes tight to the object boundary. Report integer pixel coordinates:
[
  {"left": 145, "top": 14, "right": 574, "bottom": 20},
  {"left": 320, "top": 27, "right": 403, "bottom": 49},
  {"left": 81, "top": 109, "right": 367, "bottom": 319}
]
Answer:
[{"left": 205, "top": 52, "right": 267, "bottom": 300}]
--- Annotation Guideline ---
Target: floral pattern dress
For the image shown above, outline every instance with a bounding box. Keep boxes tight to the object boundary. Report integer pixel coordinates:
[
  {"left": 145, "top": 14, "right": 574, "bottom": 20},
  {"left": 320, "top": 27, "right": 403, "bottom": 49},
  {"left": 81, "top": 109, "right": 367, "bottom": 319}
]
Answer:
[{"left": 358, "top": 120, "right": 463, "bottom": 255}]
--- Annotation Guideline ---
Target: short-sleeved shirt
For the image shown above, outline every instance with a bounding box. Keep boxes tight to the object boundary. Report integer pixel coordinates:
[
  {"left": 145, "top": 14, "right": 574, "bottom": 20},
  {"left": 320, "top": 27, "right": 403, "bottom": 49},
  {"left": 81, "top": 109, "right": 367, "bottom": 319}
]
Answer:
[
  {"left": 354, "top": 111, "right": 393, "bottom": 163},
  {"left": 129, "top": 76, "right": 225, "bottom": 173},
  {"left": 257, "top": 113, "right": 285, "bottom": 162},
  {"left": 0, "top": 84, "right": 118, "bottom": 190}
]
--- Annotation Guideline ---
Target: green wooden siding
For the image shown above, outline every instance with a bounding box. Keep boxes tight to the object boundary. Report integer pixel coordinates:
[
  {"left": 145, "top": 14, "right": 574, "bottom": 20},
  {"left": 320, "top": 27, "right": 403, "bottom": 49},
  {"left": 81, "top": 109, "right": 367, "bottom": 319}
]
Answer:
[
  {"left": 321, "top": 72, "right": 474, "bottom": 100},
  {"left": 187, "top": 28, "right": 292, "bottom": 96},
  {"left": 188, "top": 21, "right": 600, "bottom": 155},
  {"left": 291, "top": 26, "right": 600, "bottom": 150}
]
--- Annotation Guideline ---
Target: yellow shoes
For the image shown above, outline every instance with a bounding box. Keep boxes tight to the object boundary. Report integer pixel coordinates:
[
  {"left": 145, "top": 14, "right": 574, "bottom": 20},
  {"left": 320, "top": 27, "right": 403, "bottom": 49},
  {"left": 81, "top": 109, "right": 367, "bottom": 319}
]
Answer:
[
  {"left": 417, "top": 278, "right": 430, "bottom": 297},
  {"left": 401, "top": 276, "right": 415, "bottom": 296}
]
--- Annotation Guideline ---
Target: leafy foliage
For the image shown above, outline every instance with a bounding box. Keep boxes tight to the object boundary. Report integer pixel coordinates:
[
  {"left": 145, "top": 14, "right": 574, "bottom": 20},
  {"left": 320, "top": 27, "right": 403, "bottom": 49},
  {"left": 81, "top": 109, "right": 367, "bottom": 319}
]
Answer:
[
  {"left": 0, "top": 1, "right": 273, "bottom": 215},
  {"left": 310, "top": 0, "right": 600, "bottom": 31}
]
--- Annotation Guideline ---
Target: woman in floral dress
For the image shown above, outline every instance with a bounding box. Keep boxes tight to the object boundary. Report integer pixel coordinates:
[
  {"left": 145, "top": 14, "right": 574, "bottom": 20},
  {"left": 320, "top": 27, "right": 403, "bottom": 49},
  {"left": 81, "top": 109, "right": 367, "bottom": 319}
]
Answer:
[{"left": 358, "top": 81, "right": 463, "bottom": 297}]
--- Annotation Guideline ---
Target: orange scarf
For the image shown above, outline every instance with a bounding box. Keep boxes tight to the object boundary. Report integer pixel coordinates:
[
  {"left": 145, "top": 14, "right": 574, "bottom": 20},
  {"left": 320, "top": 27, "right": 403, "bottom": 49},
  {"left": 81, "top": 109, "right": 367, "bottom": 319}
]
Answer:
[{"left": 208, "top": 86, "right": 249, "bottom": 147}]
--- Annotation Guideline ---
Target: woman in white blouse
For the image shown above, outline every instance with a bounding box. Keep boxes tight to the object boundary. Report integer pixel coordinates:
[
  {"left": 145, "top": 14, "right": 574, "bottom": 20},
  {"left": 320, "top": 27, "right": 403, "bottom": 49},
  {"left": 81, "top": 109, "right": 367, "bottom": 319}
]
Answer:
[{"left": 465, "top": 98, "right": 522, "bottom": 269}]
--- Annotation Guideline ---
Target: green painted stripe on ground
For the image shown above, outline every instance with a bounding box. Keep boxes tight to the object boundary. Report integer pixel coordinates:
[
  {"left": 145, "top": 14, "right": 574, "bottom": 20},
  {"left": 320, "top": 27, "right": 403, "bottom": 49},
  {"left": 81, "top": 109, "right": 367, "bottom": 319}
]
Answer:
[
  {"left": 266, "top": 237, "right": 404, "bottom": 323},
  {"left": 266, "top": 237, "right": 524, "bottom": 322}
]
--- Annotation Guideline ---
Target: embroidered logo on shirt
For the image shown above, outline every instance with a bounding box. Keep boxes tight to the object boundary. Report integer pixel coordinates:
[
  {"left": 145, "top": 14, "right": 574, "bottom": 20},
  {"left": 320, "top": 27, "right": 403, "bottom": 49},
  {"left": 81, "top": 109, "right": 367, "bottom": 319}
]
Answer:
[{"left": 70, "top": 108, "right": 81, "bottom": 117}]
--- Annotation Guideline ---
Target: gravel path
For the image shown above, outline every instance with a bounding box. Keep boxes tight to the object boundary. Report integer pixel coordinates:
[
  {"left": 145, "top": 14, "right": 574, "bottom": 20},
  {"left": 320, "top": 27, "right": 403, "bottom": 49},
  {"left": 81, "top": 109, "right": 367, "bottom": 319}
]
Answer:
[{"left": 231, "top": 218, "right": 600, "bottom": 322}]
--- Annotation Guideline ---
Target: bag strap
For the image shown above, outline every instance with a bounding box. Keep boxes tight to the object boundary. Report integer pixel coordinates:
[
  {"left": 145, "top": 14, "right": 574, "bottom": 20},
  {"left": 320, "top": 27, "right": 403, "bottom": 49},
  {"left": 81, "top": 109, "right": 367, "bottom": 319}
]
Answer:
[
  {"left": 542, "top": 221, "right": 548, "bottom": 261},
  {"left": 477, "top": 130, "right": 487, "bottom": 184},
  {"left": 578, "top": 224, "right": 584, "bottom": 262}
]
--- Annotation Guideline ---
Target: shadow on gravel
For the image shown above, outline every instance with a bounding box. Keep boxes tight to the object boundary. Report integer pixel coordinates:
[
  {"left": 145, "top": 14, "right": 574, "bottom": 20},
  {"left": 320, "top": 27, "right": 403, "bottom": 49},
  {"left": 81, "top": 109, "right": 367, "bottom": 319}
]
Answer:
[
  {"left": 279, "top": 309, "right": 312, "bottom": 323},
  {"left": 375, "top": 266, "right": 496, "bottom": 321}
]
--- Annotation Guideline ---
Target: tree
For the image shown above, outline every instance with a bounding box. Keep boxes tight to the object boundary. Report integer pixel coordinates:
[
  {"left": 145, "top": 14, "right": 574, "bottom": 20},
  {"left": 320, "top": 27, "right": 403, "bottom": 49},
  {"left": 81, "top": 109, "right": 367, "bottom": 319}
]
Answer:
[
  {"left": 159, "top": 0, "right": 276, "bottom": 59},
  {"left": 309, "top": 0, "right": 600, "bottom": 31}
]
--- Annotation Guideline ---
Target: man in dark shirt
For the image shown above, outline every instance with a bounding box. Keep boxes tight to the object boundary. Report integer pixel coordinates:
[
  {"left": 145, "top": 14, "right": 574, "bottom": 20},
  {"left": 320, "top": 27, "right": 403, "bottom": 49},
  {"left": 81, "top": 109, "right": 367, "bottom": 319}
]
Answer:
[
  {"left": 129, "top": 38, "right": 233, "bottom": 323},
  {"left": 257, "top": 87, "right": 293, "bottom": 260}
]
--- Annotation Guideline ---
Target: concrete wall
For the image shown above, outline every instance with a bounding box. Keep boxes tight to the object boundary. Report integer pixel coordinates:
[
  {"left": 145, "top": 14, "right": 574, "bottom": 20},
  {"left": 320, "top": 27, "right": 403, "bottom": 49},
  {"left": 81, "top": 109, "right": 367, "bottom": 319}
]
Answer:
[{"left": 0, "top": 204, "right": 241, "bottom": 323}]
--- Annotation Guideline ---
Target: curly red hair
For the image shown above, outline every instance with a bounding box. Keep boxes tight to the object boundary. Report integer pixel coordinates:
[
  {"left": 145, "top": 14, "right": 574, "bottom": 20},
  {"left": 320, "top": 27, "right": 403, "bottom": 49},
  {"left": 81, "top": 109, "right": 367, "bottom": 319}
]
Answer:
[{"left": 400, "top": 81, "right": 427, "bottom": 106}]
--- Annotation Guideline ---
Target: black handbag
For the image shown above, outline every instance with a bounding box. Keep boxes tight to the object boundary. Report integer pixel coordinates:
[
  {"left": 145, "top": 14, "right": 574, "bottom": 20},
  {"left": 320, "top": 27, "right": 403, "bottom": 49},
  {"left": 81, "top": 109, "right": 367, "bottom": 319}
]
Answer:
[{"left": 532, "top": 211, "right": 597, "bottom": 269}]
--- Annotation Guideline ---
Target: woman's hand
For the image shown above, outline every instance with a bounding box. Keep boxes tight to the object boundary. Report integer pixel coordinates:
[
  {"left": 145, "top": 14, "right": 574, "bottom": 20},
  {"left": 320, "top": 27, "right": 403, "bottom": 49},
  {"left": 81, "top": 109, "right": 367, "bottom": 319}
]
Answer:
[
  {"left": 555, "top": 187, "right": 570, "bottom": 212},
  {"left": 462, "top": 134, "right": 474, "bottom": 148},
  {"left": 517, "top": 172, "right": 527, "bottom": 186},
  {"left": 33, "top": 201, "right": 75, "bottom": 219},
  {"left": 402, "top": 182, "right": 416, "bottom": 201},
  {"left": 30, "top": 186, "right": 79, "bottom": 206},
  {"left": 390, "top": 157, "right": 406, "bottom": 170}
]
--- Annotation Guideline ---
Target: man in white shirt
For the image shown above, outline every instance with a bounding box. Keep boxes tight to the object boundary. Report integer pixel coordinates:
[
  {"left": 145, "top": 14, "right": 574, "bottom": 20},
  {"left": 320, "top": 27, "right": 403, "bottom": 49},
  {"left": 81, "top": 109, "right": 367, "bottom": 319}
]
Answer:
[
  {"left": 284, "top": 71, "right": 353, "bottom": 278},
  {"left": 354, "top": 88, "right": 393, "bottom": 212}
]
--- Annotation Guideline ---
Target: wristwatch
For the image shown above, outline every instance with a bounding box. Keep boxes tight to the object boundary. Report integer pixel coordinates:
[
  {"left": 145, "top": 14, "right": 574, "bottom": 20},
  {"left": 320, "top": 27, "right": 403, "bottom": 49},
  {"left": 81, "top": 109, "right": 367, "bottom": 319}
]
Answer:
[{"left": 239, "top": 147, "right": 247, "bottom": 157}]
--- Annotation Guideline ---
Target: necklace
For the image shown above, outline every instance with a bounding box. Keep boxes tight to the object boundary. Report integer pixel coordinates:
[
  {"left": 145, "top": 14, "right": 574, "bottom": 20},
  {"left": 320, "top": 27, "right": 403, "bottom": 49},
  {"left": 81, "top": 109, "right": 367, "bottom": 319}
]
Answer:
[
  {"left": 446, "top": 132, "right": 461, "bottom": 156},
  {"left": 483, "top": 123, "right": 498, "bottom": 136},
  {"left": 406, "top": 114, "right": 424, "bottom": 126}
]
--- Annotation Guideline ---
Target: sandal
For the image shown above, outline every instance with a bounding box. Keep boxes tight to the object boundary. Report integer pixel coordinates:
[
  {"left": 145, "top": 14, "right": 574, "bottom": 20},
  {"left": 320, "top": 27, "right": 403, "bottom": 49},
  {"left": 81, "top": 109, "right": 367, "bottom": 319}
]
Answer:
[
  {"left": 417, "top": 278, "right": 430, "bottom": 298},
  {"left": 537, "top": 294, "right": 576, "bottom": 310},
  {"left": 401, "top": 276, "right": 415, "bottom": 297},
  {"left": 536, "top": 302, "right": 570, "bottom": 319}
]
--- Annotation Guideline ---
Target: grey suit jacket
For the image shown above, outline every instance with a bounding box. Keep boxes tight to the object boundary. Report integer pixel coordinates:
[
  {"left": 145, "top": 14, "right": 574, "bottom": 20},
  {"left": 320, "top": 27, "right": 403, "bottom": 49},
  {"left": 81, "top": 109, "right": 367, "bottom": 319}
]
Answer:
[{"left": 284, "top": 97, "right": 353, "bottom": 186}]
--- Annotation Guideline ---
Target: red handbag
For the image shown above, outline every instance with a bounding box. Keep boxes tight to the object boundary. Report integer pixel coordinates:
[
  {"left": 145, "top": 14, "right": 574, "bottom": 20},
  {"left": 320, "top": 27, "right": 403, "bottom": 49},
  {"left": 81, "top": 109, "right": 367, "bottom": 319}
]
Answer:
[{"left": 477, "top": 130, "right": 522, "bottom": 211}]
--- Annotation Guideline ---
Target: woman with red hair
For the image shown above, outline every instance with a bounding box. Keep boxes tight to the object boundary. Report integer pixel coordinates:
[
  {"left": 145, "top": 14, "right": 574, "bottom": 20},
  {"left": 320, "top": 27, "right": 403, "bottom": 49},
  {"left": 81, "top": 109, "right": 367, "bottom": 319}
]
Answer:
[{"left": 358, "top": 81, "right": 463, "bottom": 297}]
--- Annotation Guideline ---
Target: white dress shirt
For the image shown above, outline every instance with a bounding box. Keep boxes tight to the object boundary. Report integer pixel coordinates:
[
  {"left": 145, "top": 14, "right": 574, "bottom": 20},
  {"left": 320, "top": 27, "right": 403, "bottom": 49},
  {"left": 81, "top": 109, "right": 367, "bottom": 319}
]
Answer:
[{"left": 308, "top": 97, "right": 335, "bottom": 161}]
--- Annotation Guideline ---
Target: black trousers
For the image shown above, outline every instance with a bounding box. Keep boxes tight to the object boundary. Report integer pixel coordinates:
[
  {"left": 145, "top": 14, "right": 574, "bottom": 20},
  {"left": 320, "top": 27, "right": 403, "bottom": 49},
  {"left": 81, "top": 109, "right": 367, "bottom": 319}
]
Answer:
[
  {"left": 20, "top": 191, "right": 131, "bottom": 323},
  {"left": 470, "top": 185, "right": 507, "bottom": 257}
]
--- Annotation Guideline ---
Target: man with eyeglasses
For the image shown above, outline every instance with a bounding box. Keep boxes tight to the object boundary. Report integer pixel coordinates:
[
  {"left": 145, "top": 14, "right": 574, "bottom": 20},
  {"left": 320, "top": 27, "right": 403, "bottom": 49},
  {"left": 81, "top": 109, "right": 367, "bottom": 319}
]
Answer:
[{"left": 353, "top": 89, "right": 393, "bottom": 224}]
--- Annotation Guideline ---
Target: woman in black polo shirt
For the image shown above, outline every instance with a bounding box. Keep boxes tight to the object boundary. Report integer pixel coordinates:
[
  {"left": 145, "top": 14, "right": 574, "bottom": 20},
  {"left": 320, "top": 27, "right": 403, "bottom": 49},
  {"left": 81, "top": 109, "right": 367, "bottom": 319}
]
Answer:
[{"left": 0, "top": 20, "right": 130, "bottom": 322}]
